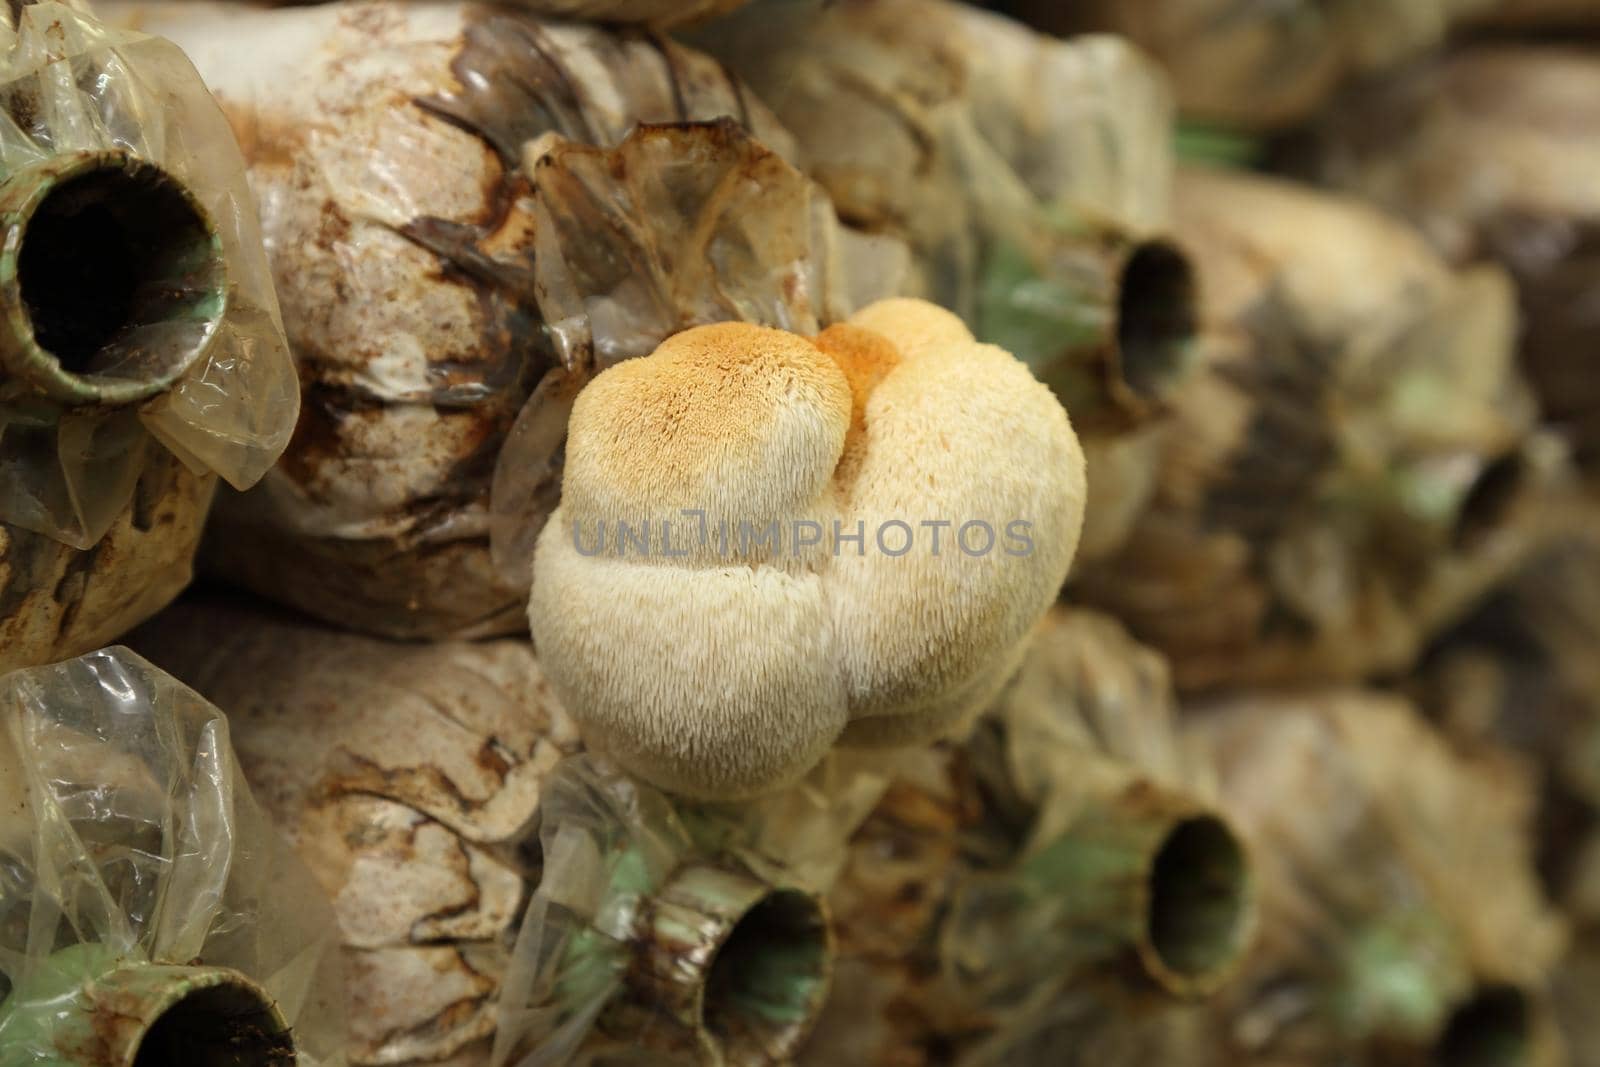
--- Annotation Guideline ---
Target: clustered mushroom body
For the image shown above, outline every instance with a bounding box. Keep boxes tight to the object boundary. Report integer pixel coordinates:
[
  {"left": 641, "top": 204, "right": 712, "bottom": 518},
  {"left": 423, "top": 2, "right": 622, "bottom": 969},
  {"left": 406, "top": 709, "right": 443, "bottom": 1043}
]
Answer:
[{"left": 529, "top": 298, "right": 1086, "bottom": 799}]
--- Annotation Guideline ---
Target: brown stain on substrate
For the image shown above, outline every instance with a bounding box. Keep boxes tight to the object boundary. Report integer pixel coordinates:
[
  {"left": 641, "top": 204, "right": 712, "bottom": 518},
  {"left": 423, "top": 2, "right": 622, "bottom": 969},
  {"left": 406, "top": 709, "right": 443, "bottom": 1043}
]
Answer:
[{"left": 217, "top": 102, "right": 305, "bottom": 171}]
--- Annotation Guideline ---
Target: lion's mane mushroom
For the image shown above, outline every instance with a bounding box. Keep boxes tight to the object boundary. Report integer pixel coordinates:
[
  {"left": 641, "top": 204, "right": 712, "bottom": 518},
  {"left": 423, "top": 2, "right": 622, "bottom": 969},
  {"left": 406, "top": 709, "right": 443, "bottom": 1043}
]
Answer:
[{"left": 529, "top": 298, "right": 1086, "bottom": 799}]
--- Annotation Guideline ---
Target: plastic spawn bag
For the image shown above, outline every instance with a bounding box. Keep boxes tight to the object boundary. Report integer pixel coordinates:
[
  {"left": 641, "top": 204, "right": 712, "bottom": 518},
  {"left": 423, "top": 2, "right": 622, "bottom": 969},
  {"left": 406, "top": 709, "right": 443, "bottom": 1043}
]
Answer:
[
  {"left": 0, "top": 647, "right": 343, "bottom": 1067},
  {"left": 1191, "top": 691, "right": 1567, "bottom": 1065},
  {"left": 491, "top": 754, "right": 888, "bottom": 1067},
  {"left": 1306, "top": 46, "right": 1600, "bottom": 472},
  {"left": 1073, "top": 167, "right": 1561, "bottom": 692},
  {"left": 95, "top": 0, "right": 901, "bottom": 641},
  {"left": 997, "top": 0, "right": 1497, "bottom": 131},
  {"left": 498, "top": 0, "right": 750, "bottom": 24},
  {"left": 0, "top": 2, "right": 296, "bottom": 672},
  {"left": 692, "top": 0, "right": 1199, "bottom": 563},
  {"left": 695, "top": 0, "right": 1191, "bottom": 408},
  {"left": 485, "top": 120, "right": 906, "bottom": 587},
  {"left": 1413, "top": 514, "right": 1600, "bottom": 928},
  {"left": 130, "top": 599, "right": 888, "bottom": 1067},
  {"left": 801, "top": 609, "right": 1253, "bottom": 1066},
  {"left": 130, "top": 598, "right": 582, "bottom": 1066}
]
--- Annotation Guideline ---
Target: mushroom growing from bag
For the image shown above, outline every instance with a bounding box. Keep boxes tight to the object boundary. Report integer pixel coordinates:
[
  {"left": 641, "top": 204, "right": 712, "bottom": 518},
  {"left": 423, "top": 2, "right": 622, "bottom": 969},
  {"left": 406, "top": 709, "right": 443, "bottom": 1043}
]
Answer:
[
  {"left": 95, "top": 0, "right": 899, "bottom": 641},
  {"left": 529, "top": 299, "right": 1086, "bottom": 800},
  {"left": 131, "top": 599, "right": 874, "bottom": 1067},
  {"left": 1073, "top": 167, "right": 1551, "bottom": 691},
  {"left": 694, "top": 0, "right": 1200, "bottom": 562},
  {"left": 0, "top": 2, "right": 297, "bottom": 672}
]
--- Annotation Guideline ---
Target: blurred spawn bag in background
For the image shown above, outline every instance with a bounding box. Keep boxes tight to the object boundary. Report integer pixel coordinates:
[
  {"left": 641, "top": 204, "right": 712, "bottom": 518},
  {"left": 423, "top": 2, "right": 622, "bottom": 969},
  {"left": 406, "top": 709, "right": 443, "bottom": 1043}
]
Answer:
[
  {"left": 0, "top": 1, "right": 297, "bottom": 672},
  {"left": 0, "top": 647, "right": 344, "bottom": 1066},
  {"left": 1301, "top": 46, "right": 1600, "bottom": 476},
  {"left": 93, "top": 0, "right": 904, "bottom": 641},
  {"left": 501, "top": 0, "right": 750, "bottom": 24},
  {"left": 1191, "top": 691, "right": 1568, "bottom": 1066},
  {"left": 988, "top": 0, "right": 1499, "bottom": 130},
  {"left": 1072, "top": 167, "right": 1565, "bottom": 691},
  {"left": 691, "top": 0, "right": 1201, "bottom": 562},
  {"left": 1412, "top": 512, "right": 1600, "bottom": 1067}
]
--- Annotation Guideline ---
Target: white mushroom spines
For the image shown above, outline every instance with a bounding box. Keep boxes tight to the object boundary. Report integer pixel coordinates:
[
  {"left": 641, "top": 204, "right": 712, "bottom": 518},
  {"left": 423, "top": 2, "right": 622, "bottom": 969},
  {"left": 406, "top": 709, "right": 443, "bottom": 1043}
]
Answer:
[{"left": 529, "top": 299, "right": 1087, "bottom": 798}]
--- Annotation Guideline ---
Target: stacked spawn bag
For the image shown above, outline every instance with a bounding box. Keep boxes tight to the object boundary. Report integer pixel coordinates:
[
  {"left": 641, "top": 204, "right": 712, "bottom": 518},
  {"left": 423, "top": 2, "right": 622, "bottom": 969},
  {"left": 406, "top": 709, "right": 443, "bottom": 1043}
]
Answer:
[
  {"left": 95, "top": 0, "right": 905, "bottom": 640},
  {"left": 131, "top": 599, "right": 888, "bottom": 1067},
  {"left": 1303, "top": 44, "right": 1600, "bottom": 476},
  {"left": 1412, "top": 517, "right": 1600, "bottom": 1067},
  {"left": 0, "top": 647, "right": 343, "bottom": 1067},
  {"left": 131, "top": 600, "right": 586, "bottom": 1067},
  {"left": 691, "top": 0, "right": 1202, "bottom": 563},
  {"left": 497, "top": 0, "right": 750, "bottom": 23},
  {"left": 488, "top": 752, "right": 891, "bottom": 1067},
  {"left": 1071, "top": 167, "right": 1558, "bottom": 692},
  {"left": 0, "top": 1, "right": 296, "bottom": 671},
  {"left": 1191, "top": 691, "right": 1568, "bottom": 1067},
  {"left": 988, "top": 0, "right": 1498, "bottom": 131},
  {"left": 797, "top": 607, "right": 1254, "bottom": 1066}
]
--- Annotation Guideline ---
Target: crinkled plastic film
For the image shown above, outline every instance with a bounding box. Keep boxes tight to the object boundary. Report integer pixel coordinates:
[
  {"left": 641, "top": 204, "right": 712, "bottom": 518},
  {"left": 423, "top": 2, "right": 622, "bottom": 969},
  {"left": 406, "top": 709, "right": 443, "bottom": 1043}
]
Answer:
[
  {"left": 128, "top": 598, "right": 584, "bottom": 1065},
  {"left": 493, "top": 753, "right": 886, "bottom": 1067},
  {"left": 1194, "top": 692, "right": 1565, "bottom": 1061},
  {"left": 698, "top": 0, "right": 1176, "bottom": 314},
  {"left": 803, "top": 611, "right": 1250, "bottom": 1064},
  {"left": 488, "top": 121, "right": 908, "bottom": 583},
  {"left": 939, "top": 611, "right": 1245, "bottom": 1017},
  {"left": 0, "top": 647, "right": 343, "bottom": 1066},
  {"left": 0, "top": 3, "right": 296, "bottom": 550}
]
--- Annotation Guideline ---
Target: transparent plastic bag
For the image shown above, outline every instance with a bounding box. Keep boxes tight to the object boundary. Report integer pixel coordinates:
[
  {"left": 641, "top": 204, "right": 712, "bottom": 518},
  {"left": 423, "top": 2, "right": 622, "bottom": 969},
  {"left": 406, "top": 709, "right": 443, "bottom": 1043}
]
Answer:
[
  {"left": 0, "top": 2, "right": 295, "bottom": 549},
  {"left": 494, "top": 753, "right": 888, "bottom": 1067},
  {"left": 1192, "top": 691, "right": 1567, "bottom": 1064},
  {"left": 131, "top": 599, "right": 581, "bottom": 1066},
  {"left": 99, "top": 0, "right": 900, "bottom": 640},
  {"left": 998, "top": 0, "right": 1496, "bottom": 130},
  {"left": 694, "top": 0, "right": 1198, "bottom": 563},
  {"left": 698, "top": 0, "right": 1194, "bottom": 406},
  {"left": 487, "top": 120, "right": 907, "bottom": 585},
  {"left": 0, "top": 451, "right": 214, "bottom": 675},
  {"left": 0, "top": 2, "right": 296, "bottom": 671},
  {"left": 131, "top": 599, "right": 884, "bottom": 1067},
  {"left": 1307, "top": 47, "right": 1600, "bottom": 471},
  {"left": 803, "top": 610, "right": 1252, "bottom": 1065},
  {"left": 1074, "top": 168, "right": 1558, "bottom": 691},
  {"left": 0, "top": 647, "right": 343, "bottom": 1067}
]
